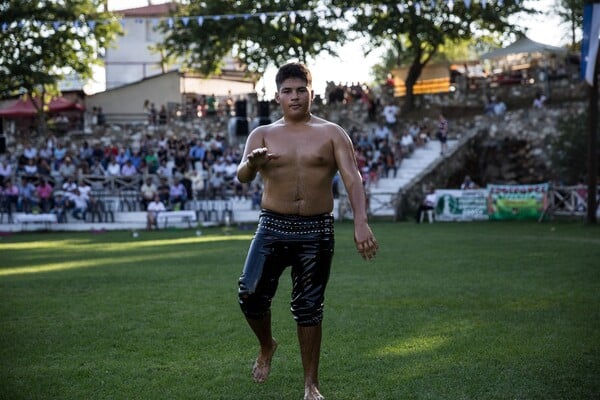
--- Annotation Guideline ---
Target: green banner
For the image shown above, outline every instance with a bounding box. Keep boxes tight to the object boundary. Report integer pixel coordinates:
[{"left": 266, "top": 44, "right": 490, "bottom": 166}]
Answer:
[
  {"left": 487, "top": 183, "right": 549, "bottom": 220},
  {"left": 434, "top": 189, "right": 489, "bottom": 221}
]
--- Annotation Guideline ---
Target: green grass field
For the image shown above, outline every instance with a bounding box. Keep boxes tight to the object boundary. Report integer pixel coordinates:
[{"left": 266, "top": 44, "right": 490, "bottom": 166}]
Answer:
[{"left": 1, "top": 220, "right": 599, "bottom": 400}]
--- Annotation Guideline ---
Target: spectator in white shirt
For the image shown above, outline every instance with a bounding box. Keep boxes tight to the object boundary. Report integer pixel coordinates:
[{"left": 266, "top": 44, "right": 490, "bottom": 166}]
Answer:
[
  {"left": 146, "top": 194, "right": 166, "bottom": 230},
  {"left": 106, "top": 157, "right": 121, "bottom": 177},
  {"left": 0, "top": 158, "right": 13, "bottom": 184}
]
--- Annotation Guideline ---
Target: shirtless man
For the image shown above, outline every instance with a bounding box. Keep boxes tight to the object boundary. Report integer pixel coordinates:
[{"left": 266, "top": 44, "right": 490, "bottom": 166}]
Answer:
[{"left": 237, "top": 62, "right": 378, "bottom": 400}]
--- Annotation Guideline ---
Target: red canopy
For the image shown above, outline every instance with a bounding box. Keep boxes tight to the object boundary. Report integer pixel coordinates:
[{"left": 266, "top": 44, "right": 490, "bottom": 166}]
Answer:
[{"left": 0, "top": 96, "right": 85, "bottom": 118}]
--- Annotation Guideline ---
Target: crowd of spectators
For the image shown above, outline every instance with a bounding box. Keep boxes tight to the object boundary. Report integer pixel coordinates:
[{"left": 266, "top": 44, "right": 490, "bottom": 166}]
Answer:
[
  {"left": 0, "top": 123, "right": 259, "bottom": 222},
  {"left": 1, "top": 82, "right": 442, "bottom": 223}
]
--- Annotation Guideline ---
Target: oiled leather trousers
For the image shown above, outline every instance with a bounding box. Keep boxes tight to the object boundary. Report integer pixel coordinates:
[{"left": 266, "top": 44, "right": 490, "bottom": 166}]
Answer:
[{"left": 238, "top": 209, "right": 335, "bottom": 326}]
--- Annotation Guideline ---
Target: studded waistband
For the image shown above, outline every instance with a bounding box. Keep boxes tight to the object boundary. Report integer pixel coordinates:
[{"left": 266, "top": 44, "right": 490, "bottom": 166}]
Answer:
[{"left": 259, "top": 209, "right": 334, "bottom": 235}]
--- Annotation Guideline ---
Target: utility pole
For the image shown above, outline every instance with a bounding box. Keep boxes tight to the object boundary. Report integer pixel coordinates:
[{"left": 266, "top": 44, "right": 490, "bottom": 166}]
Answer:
[{"left": 587, "top": 48, "right": 598, "bottom": 224}]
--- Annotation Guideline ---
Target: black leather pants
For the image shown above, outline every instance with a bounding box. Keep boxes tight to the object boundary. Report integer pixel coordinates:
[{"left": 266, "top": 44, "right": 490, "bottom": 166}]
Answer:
[{"left": 238, "top": 209, "right": 335, "bottom": 326}]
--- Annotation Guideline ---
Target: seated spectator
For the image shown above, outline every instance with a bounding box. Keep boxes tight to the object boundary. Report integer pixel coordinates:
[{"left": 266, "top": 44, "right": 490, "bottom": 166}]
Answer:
[
  {"left": 140, "top": 176, "right": 158, "bottom": 210},
  {"left": 37, "top": 157, "right": 52, "bottom": 177},
  {"left": 493, "top": 97, "right": 507, "bottom": 116},
  {"left": 36, "top": 178, "right": 54, "bottom": 212},
  {"left": 416, "top": 186, "right": 437, "bottom": 223},
  {"left": 157, "top": 177, "right": 170, "bottom": 206},
  {"left": 2, "top": 178, "right": 19, "bottom": 213},
  {"left": 400, "top": 132, "right": 415, "bottom": 156},
  {"left": 144, "top": 152, "right": 159, "bottom": 175},
  {"left": 68, "top": 188, "right": 88, "bottom": 220},
  {"left": 105, "top": 156, "right": 121, "bottom": 177},
  {"left": 146, "top": 194, "right": 166, "bottom": 230},
  {"left": 208, "top": 171, "right": 225, "bottom": 199},
  {"left": 53, "top": 142, "right": 67, "bottom": 165},
  {"left": 59, "top": 156, "right": 76, "bottom": 180},
  {"left": 23, "top": 158, "right": 39, "bottom": 179},
  {"left": 185, "top": 169, "right": 205, "bottom": 200},
  {"left": 17, "top": 177, "right": 38, "bottom": 213},
  {"left": 168, "top": 177, "right": 187, "bottom": 210},
  {"left": 460, "top": 175, "right": 479, "bottom": 190},
  {"left": 62, "top": 176, "right": 78, "bottom": 195},
  {"left": 533, "top": 92, "right": 547, "bottom": 109},
  {"left": 50, "top": 192, "right": 67, "bottom": 223},
  {"left": 120, "top": 159, "right": 137, "bottom": 177},
  {"left": 0, "top": 157, "right": 13, "bottom": 185},
  {"left": 157, "top": 159, "right": 173, "bottom": 178},
  {"left": 89, "top": 158, "right": 107, "bottom": 176}
]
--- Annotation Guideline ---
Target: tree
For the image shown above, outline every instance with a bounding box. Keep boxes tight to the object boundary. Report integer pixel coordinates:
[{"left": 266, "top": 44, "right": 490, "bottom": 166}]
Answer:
[
  {"left": 156, "top": 1, "right": 346, "bottom": 78},
  {"left": 0, "top": 0, "right": 121, "bottom": 132},
  {"left": 336, "top": 0, "right": 535, "bottom": 112},
  {"left": 550, "top": 109, "right": 599, "bottom": 184},
  {"left": 553, "top": 0, "right": 583, "bottom": 49}
]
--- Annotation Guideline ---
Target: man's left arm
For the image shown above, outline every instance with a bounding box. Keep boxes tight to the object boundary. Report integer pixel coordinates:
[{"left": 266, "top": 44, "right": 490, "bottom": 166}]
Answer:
[{"left": 333, "top": 128, "right": 378, "bottom": 260}]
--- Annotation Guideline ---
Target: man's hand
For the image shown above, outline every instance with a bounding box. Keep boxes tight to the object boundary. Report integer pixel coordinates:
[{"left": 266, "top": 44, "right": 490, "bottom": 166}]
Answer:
[
  {"left": 354, "top": 225, "right": 378, "bottom": 260},
  {"left": 247, "top": 147, "right": 276, "bottom": 169}
]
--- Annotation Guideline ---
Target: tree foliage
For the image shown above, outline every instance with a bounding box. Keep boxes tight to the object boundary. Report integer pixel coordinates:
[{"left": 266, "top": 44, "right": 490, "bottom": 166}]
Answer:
[
  {"left": 550, "top": 109, "right": 600, "bottom": 184},
  {"left": 553, "top": 0, "right": 583, "bottom": 49},
  {"left": 334, "top": 0, "right": 535, "bottom": 112},
  {"left": 0, "top": 0, "right": 121, "bottom": 102},
  {"left": 158, "top": 0, "right": 346, "bottom": 77}
]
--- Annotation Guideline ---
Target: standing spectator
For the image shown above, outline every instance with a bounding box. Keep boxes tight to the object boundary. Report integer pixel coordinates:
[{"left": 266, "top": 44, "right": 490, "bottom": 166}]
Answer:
[
  {"left": 149, "top": 103, "right": 158, "bottom": 125},
  {"left": 436, "top": 112, "right": 449, "bottom": 156},
  {"left": 206, "top": 94, "right": 217, "bottom": 117},
  {"left": 158, "top": 104, "right": 168, "bottom": 125},
  {"left": 382, "top": 101, "right": 399, "bottom": 132},
  {"left": 96, "top": 107, "right": 106, "bottom": 126}
]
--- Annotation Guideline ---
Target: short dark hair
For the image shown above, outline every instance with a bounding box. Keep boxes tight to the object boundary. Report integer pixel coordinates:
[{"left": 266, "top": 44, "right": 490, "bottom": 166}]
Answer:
[{"left": 275, "top": 62, "right": 312, "bottom": 90}]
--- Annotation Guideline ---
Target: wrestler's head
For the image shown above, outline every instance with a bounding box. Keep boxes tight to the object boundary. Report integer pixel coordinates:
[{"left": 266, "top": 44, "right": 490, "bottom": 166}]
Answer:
[{"left": 275, "top": 62, "right": 312, "bottom": 91}]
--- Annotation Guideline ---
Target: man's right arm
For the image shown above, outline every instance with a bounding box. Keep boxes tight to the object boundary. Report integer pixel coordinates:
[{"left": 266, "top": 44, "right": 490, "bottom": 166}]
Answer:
[{"left": 236, "top": 129, "right": 264, "bottom": 183}]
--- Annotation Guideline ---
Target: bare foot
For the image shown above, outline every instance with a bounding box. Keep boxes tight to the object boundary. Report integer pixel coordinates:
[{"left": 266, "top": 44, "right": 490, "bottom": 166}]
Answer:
[
  {"left": 304, "top": 384, "right": 324, "bottom": 400},
  {"left": 252, "top": 339, "right": 278, "bottom": 383}
]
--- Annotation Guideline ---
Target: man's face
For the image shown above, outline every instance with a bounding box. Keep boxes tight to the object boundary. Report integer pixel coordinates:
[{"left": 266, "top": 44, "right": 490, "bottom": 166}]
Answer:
[{"left": 275, "top": 78, "right": 313, "bottom": 118}]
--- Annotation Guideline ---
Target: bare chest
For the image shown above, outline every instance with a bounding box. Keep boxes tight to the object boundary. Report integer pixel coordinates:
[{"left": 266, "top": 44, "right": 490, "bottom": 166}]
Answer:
[{"left": 264, "top": 133, "right": 334, "bottom": 169}]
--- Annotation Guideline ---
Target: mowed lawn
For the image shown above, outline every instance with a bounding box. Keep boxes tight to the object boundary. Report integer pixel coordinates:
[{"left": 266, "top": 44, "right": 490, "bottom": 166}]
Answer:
[{"left": 1, "top": 220, "right": 599, "bottom": 400}]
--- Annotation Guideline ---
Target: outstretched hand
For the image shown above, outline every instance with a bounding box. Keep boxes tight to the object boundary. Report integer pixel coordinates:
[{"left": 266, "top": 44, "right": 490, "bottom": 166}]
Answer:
[
  {"left": 247, "top": 147, "right": 277, "bottom": 169},
  {"left": 355, "top": 225, "right": 378, "bottom": 261}
]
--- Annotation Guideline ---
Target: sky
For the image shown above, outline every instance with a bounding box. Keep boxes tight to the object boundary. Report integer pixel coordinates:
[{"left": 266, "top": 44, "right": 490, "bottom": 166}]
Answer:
[{"left": 107, "top": 0, "right": 568, "bottom": 99}]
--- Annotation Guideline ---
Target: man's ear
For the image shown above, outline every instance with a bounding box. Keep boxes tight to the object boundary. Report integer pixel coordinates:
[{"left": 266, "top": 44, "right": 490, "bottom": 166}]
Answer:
[{"left": 275, "top": 92, "right": 280, "bottom": 103}]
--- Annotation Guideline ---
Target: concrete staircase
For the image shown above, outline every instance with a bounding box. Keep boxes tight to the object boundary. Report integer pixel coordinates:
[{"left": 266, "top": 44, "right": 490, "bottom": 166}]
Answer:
[{"left": 365, "top": 139, "right": 459, "bottom": 217}]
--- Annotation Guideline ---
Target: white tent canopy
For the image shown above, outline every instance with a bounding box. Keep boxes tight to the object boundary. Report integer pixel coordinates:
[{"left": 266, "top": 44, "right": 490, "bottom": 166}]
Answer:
[{"left": 481, "top": 37, "right": 567, "bottom": 60}]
